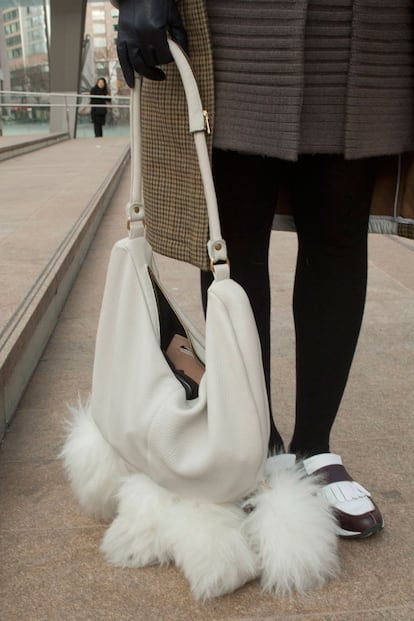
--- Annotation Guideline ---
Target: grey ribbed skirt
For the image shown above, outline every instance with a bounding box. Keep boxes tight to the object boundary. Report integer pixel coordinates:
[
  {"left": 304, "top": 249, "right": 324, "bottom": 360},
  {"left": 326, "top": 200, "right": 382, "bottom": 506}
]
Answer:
[{"left": 206, "top": 0, "right": 414, "bottom": 160}]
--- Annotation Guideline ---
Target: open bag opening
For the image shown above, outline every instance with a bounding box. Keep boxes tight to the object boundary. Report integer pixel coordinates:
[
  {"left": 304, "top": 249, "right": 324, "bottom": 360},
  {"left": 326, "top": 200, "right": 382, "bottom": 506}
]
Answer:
[{"left": 148, "top": 267, "right": 205, "bottom": 399}]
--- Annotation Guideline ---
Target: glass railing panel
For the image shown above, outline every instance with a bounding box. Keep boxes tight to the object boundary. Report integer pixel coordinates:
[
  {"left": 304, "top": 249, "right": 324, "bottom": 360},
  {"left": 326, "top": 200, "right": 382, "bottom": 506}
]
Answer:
[{"left": 0, "top": 90, "right": 130, "bottom": 137}]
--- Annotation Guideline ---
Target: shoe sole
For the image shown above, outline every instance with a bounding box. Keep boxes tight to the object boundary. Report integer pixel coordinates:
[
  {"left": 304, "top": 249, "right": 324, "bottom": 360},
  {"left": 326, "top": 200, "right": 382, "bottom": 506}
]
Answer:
[{"left": 337, "top": 521, "right": 384, "bottom": 539}]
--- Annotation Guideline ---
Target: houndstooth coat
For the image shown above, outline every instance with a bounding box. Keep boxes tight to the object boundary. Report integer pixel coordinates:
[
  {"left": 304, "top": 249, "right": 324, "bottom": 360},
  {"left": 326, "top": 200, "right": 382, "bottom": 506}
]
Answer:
[{"left": 140, "top": 0, "right": 414, "bottom": 270}]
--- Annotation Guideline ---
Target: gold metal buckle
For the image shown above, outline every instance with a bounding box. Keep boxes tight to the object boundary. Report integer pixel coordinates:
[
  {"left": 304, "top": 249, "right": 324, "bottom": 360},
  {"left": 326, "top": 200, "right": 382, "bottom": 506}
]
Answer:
[
  {"left": 127, "top": 214, "right": 145, "bottom": 231},
  {"left": 210, "top": 258, "right": 230, "bottom": 273}
]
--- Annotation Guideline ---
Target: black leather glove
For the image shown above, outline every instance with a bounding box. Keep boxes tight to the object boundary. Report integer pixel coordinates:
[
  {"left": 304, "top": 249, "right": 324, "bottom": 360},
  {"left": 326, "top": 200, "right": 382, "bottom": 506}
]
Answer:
[{"left": 117, "top": 0, "right": 188, "bottom": 86}]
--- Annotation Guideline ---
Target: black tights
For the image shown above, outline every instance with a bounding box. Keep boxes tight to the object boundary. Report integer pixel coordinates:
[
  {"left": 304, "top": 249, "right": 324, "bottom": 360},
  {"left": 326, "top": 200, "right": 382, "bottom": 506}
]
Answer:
[
  {"left": 201, "top": 149, "right": 378, "bottom": 456},
  {"left": 94, "top": 122, "right": 103, "bottom": 137}
]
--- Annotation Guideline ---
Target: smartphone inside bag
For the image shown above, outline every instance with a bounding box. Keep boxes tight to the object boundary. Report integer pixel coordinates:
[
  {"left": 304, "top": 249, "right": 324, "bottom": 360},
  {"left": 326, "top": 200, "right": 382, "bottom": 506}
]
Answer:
[{"left": 166, "top": 334, "right": 205, "bottom": 384}]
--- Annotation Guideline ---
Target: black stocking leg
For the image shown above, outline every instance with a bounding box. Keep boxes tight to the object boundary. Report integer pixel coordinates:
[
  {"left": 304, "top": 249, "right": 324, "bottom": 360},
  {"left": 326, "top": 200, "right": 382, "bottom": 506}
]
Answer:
[
  {"left": 94, "top": 122, "right": 103, "bottom": 137},
  {"left": 289, "top": 155, "right": 379, "bottom": 457}
]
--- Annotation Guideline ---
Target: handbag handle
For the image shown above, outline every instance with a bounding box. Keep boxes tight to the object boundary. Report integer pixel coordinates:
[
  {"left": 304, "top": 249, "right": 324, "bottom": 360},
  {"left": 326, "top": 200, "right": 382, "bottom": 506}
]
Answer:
[{"left": 126, "top": 38, "right": 229, "bottom": 273}]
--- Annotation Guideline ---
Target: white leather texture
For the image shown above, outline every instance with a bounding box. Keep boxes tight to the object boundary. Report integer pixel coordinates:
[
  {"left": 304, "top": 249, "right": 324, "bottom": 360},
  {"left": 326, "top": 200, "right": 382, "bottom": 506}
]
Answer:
[
  {"left": 91, "top": 235, "right": 270, "bottom": 502},
  {"left": 90, "top": 40, "right": 270, "bottom": 503}
]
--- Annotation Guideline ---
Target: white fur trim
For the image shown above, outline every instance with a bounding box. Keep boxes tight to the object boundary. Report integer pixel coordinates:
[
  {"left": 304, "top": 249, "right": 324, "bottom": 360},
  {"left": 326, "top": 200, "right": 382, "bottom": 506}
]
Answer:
[
  {"left": 168, "top": 495, "right": 258, "bottom": 600},
  {"left": 101, "top": 474, "right": 174, "bottom": 568},
  {"left": 62, "top": 409, "right": 340, "bottom": 598},
  {"left": 60, "top": 399, "right": 131, "bottom": 520},
  {"left": 243, "top": 464, "right": 339, "bottom": 594},
  {"left": 101, "top": 473, "right": 258, "bottom": 600}
]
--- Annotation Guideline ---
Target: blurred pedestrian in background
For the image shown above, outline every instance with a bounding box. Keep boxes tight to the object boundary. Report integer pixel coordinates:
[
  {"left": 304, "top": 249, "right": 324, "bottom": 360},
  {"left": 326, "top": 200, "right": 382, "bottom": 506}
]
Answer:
[{"left": 90, "top": 77, "right": 110, "bottom": 137}]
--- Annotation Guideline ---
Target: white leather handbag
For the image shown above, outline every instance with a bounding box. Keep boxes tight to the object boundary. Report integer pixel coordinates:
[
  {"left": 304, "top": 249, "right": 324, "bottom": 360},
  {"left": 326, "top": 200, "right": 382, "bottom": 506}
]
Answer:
[{"left": 90, "top": 40, "right": 270, "bottom": 504}]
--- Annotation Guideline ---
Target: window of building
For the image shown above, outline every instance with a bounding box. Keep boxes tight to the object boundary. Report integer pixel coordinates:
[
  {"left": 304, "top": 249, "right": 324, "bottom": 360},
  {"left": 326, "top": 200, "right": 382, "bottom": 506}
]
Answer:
[
  {"left": 27, "top": 41, "right": 47, "bottom": 55},
  {"left": 6, "top": 35, "right": 22, "bottom": 47},
  {"left": 26, "top": 15, "right": 44, "bottom": 28},
  {"left": 27, "top": 29, "right": 43, "bottom": 42},
  {"left": 4, "top": 22, "right": 19, "bottom": 35},
  {"left": 94, "top": 37, "right": 107, "bottom": 48},
  {"left": 93, "top": 23, "right": 106, "bottom": 35},
  {"left": 92, "top": 10, "right": 105, "bottom": 20},
  {"left": 111, "top": 9, "right": 119, "bottom": 18},
  {"left": 3, "top": 9, "right": 18, "bottom": 22},
  {"left": 8, "top": 48, "right": 22, "bottom": 59}
]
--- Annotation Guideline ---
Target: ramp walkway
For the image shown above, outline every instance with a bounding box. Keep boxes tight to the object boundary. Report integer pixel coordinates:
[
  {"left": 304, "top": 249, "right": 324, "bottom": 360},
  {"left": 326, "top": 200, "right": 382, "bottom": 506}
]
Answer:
[
  {"left": 0, "top": 137, "right": 130, "bottom": 437},
  {"left": 0, "top": 155, "right": 413, "bottom": 619}
]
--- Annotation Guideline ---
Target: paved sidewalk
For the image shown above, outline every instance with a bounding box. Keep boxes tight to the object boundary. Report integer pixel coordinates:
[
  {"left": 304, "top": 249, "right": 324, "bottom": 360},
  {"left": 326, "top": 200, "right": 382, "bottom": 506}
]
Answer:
[
  {"left": 0, "top": 162, "right": 413, "bottom": 620},
  {"left": 0, "top": 136, "right": 128, "bottom": 334},
  {"left": 0, "top": 136, "right": 129, "bottom": 435}
]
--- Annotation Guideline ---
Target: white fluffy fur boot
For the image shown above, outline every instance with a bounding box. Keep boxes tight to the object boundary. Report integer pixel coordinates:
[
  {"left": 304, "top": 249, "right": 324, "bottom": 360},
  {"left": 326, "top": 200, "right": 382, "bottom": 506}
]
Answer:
[
  {"left": 101, "top": 473, "right": 258, "bottom": 600},
  {"left": 60, "top": 400, "right": 131, "bottom": 520},
  {"left": 243, "top": 455, "right": 339, "bottom": 594}
]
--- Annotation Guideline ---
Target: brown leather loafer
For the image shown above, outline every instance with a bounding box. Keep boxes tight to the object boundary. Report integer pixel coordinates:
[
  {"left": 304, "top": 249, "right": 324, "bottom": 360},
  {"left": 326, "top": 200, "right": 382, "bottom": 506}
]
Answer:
[{"left": 303, "top": 453, "right": 384, "bottom": 539}]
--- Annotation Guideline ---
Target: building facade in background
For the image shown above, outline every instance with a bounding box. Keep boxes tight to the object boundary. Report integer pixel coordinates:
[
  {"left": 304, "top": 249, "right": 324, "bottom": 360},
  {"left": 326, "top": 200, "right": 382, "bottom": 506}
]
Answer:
[
  {"left": 0, "top": 1, "right": 123, "bottom": 96},
  {"left": 80, "top": 0, "right": 127, "bottom": 124},
  {"left": 83, "top": 1, "right": 119, "bottom": 89},
  {"left": 1, "top": 2, "right": 49, "bottom": 93}
]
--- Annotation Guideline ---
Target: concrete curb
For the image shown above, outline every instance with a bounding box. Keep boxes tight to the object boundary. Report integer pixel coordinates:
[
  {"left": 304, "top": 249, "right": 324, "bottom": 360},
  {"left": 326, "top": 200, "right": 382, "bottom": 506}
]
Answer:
[{"left": 0, "top": 132, "right": 70, "bottom": 161}]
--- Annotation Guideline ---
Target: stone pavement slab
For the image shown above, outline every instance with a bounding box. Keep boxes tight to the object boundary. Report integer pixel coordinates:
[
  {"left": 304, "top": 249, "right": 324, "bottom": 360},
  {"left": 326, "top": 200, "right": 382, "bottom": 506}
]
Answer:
[{"left": 0, "top": 163, "right": 413, "bottom": 620}]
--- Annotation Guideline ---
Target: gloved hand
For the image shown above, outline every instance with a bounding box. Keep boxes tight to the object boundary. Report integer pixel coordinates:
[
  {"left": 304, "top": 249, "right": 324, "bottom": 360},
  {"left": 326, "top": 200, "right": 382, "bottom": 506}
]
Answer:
[{"left": 117, "top": 0, "right": 188, "bottom": 86}]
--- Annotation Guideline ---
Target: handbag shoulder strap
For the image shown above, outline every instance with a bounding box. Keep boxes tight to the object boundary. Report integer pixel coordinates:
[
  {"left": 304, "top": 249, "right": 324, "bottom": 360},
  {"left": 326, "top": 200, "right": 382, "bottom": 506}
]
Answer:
[{"left": 126, "top": 38, "right": 229, "bottom": 276}]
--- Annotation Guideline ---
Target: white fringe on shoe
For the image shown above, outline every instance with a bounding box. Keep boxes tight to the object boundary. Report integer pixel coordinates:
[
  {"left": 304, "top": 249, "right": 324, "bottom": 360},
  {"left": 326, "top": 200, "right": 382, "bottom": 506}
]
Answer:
[
  {"left": 322, "top": 480, "right": 371, "bottom": 504},
  {"left": 243, "top": 461, "right": 340, "bottom": 595},
  {"left": 101, "top": 473, "right": 258, "bottom": 601},
  {"left": 60, "top": 400, "right": 131, "bottom": 520}
]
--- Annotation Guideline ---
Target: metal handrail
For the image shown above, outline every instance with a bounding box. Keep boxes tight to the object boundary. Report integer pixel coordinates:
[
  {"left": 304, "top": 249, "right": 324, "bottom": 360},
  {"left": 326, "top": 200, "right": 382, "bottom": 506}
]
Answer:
[
  {"left": 0, "top": 89, "right": 130, "bottom": 99},
  {"left": 0, "top": 90, "right": 130, "bottom": 109},
  {"left": 0, "top": 89, "right": 131, "bottom": 137},
  {"left": 0, "top": 102, "right": 130, "bottom": 108}
]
